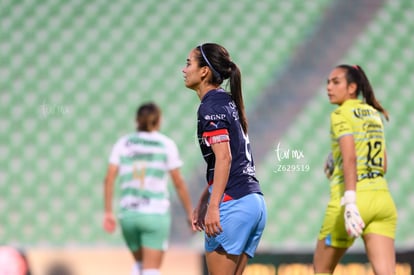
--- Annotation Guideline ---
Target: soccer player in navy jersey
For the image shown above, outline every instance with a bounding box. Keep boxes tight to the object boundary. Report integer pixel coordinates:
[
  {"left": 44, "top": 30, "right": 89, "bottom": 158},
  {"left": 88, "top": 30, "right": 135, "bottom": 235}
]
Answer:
[{"left": 182, "top": 43, "right": 267, "bottom": 275}]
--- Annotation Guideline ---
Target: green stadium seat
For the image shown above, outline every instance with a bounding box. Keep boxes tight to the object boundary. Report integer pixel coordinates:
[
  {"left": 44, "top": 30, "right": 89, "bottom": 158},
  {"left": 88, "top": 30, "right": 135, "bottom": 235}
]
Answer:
[
  {"left": 258, "top": 0, "right": 414, "bottom": 249},
  {"left": 3, "top": 0, "right": 412, "bottom": 252}
]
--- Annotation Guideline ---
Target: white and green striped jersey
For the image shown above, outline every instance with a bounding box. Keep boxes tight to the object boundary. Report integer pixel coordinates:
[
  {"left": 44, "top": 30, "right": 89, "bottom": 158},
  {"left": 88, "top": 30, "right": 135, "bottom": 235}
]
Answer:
[{"left": 109, "top": 131, "right": 182, "bottom": 214}]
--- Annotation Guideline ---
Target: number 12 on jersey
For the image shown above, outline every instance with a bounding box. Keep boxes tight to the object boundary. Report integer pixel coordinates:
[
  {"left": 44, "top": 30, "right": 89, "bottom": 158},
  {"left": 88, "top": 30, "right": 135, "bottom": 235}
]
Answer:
[{"left": 366, "top": 140, "right": 383, "bottom": 167}]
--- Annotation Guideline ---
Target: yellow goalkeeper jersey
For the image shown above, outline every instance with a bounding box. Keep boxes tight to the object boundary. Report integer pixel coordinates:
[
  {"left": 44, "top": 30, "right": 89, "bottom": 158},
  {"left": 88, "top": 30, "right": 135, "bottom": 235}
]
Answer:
[{"left": 330, "top": 99, "right": 387, "bottom": 190}]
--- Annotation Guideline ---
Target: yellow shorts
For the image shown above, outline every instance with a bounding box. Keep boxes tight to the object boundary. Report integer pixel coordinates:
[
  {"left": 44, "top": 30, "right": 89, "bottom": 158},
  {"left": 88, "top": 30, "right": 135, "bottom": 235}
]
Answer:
[{"left": 318, "top": 182, "right": 397, "bottom": 248}]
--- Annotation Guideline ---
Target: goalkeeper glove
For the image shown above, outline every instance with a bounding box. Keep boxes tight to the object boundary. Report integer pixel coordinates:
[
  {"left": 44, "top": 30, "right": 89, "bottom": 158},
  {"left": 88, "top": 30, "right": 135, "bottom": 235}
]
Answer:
[
  {"left": 341, "top": 190, "right": 365, "bottom": 238},
  {"left": 324, "top": 152, "right": 334, "bottom": 179}
]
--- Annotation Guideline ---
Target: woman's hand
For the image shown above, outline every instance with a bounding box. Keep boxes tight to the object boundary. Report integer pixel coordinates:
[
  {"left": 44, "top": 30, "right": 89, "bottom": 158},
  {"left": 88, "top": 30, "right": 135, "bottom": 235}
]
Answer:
[
  {"left": 103, "top": 212, "right": 116, "bottom": 233},
  {"left": 204, "top": 204, "right": 223, "bottom": 237},
  {"left": 192, "top": 202, "right": 208, "bottom": 232}
]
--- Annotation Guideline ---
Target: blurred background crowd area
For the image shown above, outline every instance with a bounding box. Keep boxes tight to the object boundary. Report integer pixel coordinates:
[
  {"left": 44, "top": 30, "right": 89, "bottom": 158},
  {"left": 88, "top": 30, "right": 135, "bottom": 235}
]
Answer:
[{"left": 1, "top": 0, "right": 413, "bottom": 273}]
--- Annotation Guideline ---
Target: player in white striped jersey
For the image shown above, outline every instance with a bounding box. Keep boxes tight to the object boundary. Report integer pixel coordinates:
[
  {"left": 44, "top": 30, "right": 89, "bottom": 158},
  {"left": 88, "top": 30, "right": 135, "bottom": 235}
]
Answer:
[{"left": 103, "top": 103, "right": 193, "bottom": 275}]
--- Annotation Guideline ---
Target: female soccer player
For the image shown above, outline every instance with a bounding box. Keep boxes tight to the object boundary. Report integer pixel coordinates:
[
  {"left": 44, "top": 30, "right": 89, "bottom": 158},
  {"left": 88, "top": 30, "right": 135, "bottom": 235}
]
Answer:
[
  {"left": 182, "top": 43, "right": 267, "bottom": 275},
  {"left": 103, "top": 103, "right": 193, "bottom": 275},
  {"left": 313, "top": 64, "right": 398, "bottom": 275}
]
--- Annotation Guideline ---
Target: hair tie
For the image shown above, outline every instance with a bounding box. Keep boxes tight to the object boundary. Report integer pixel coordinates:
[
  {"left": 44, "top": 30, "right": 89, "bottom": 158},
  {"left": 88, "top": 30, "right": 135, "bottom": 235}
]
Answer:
[
  {"left": 353, "top": 65, "right": 359, "bottom": 70},
  {"left": 199, "top": 44, "right": 222, "bottom": 80}
]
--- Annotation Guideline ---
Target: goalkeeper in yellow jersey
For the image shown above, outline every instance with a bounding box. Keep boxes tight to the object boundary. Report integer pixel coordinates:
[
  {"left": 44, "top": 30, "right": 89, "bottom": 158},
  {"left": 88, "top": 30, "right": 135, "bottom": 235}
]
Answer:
[{"left": 313, "top": 64, "right": 397, "bottom": 275}]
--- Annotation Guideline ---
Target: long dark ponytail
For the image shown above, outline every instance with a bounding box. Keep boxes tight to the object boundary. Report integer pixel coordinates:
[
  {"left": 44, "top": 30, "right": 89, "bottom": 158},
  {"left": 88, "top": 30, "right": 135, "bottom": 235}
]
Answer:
[
  {"left": 337, "top": 64, "right": 389, "bottom": 121},
  {"left": 197, "top": 43, "right": 248, "bottom": 133}
]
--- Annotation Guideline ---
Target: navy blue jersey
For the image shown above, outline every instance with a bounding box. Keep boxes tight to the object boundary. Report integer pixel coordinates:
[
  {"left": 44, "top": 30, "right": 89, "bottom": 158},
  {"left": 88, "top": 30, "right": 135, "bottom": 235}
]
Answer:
[{"left": 197, "top": 88, "right": 262, "bottom": 199}]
